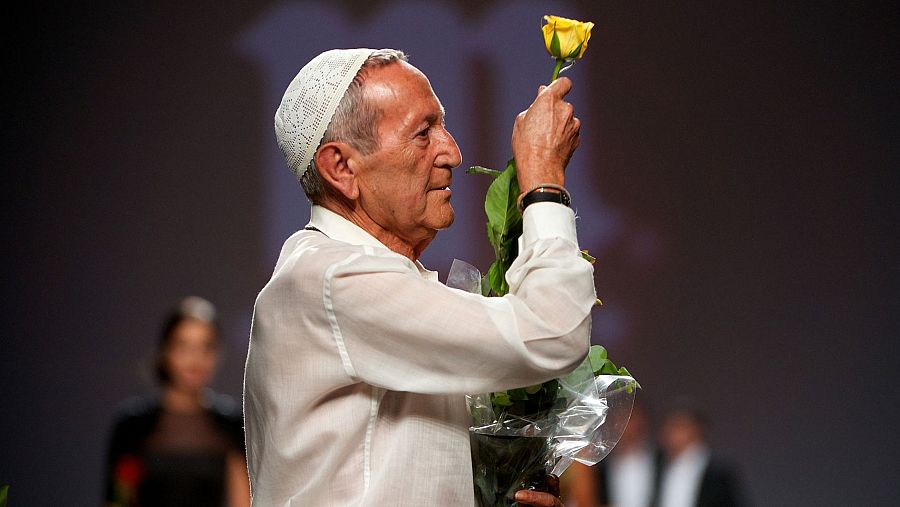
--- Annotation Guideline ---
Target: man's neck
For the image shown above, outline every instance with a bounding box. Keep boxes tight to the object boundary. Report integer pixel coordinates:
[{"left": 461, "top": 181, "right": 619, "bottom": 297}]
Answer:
[{"left": 319, "top": 199, "right": 432, "bottom": 261}]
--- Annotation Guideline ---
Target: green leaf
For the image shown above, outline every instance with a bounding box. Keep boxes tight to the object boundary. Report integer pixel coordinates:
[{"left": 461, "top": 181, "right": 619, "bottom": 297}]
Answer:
[
  {"left": 499, "top": 223, "right": 521, "bottom": 258},
  {"left": 601, "top": 361, "right": 622, "bottom": 375},
  {"left": 580, "top": 249, "right": 596, "bottom": 264},
  {"left": 0, "top": 484, "right": 8, "bottom": 507},
  {"left": 502, "top": 159, "right": 521, "bottom": 215},
  {"left": 524, "top": 383, "right": 543, "bottom": 394},
  {"left": 481, "top": 160, "right": 523, "bottom": 296},
  {"left": 486, "top": 223, "right": 500, "bottom": 257},
  {"left": 508, "top": 387, "right": 528, "bottom": 401},
  {"left": 480, "top": 274, "right": 492, "bottom": 297},
  {"left": 484, "top": 194, "right": 506, "bottom": 247},
  {"left": 585, "top": 345, "right": 640, "bottom": 387},
  {"left": 484, "top": 161, "right": 520, "bottom": 237},
  {"left": 550, "top": 27, "right": 561, "bottom": 57},
  {"left": 588, "top": 345, "right": 608, "bottom": 373},
  {"left": 486, "top": 260, "right": 507, "bottom": 296},
  {"left": 491, "top": 392, "right": 512, "bottom": 406},
  {"left": 566, "top": 41, "right": 584, "bottom": 59},
  {"left": 466, "top": 165, "right": 503, "bottom": 177}
]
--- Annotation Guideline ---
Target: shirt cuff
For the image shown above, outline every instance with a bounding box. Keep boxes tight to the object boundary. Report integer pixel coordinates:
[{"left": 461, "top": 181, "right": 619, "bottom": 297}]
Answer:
[{"left": 519, "top": 201, "right": 578, "bottom": 250}]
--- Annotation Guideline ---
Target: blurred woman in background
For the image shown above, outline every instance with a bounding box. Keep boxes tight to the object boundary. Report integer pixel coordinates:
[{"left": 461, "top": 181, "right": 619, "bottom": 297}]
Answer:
[{"left": 104, "top": 296, "right": 250, "bottom": 507}]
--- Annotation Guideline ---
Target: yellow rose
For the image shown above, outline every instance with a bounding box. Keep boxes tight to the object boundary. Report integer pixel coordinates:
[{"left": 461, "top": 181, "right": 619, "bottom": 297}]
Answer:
[{"left": 542, "top": 15, "right": 594, "bottom": 61}]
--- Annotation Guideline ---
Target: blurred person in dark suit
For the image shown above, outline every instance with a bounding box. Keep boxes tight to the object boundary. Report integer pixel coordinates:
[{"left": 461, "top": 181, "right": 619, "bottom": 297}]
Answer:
[
  {"left": 104, "top": 296, "right": 250, "bottom": 507},
  {"left": 652, "top": 398, "right": 745, "bottom": 507},
  {"left": 564, "top": 397, "right": 745, "bottom": 507}
]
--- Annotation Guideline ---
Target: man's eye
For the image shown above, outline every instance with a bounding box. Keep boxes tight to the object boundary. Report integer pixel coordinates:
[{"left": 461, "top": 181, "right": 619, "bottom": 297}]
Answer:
[{"left": 416, "top": 127, "right": 430, "bottom": 138}]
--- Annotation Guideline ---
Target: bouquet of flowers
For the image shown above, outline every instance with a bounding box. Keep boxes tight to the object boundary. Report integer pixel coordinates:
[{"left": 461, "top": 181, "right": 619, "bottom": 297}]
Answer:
[
  {"left": 465, "top": 350, "right": 637, "bottom": 507},
  {"left": 458, "top": 15, "right": 640, "bottom": 507}
]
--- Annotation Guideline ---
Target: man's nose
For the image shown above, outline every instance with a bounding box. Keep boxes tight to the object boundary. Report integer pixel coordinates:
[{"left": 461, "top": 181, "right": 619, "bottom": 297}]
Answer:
[{"left": 435, "top": 127, "right": 462, "bottom": 170}]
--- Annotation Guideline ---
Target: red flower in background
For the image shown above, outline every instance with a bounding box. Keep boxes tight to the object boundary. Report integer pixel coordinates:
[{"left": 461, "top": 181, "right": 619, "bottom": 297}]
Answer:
[
  {"left": 115, "top": 455, "right": 145, "bottom": 487},
  {"left": 114, "top": 454, "right": 145, "bottom": 506}
]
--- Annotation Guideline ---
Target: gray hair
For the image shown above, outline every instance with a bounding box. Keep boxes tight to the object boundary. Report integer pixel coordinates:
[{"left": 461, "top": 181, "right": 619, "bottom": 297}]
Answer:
[{"left": 302, "top": 49, "right": 409, "bottom": 203}]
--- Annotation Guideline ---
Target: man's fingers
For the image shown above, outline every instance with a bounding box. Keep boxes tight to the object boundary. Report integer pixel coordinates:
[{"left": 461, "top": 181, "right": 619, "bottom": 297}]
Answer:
[
  {"left": 514, "top": 489, "right": 563, "bottom": 507},
  {"left": 572, "top": 117, "right": 582, "bottom": 148},
  {"left": 543, "top": 76, "right": 573, "bottom": 98},
  {"left": 571, "top": 116, "right": 581, "bottom": 136}
]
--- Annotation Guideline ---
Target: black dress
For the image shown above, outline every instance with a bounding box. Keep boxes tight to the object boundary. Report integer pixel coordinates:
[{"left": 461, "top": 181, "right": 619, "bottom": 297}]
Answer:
[{"left": 104, "top": 392, "right": 245, "bottom": 507}]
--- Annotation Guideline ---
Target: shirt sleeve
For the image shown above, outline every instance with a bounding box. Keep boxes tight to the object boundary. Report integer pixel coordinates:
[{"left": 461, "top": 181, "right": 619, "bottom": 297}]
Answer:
[{"left": 327, "top": 202, "right": 596, "bottom": 394}]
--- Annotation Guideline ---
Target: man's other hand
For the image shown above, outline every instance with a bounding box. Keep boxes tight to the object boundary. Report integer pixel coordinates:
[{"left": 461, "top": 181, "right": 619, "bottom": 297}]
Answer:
[
  {"left": 514, "top": 474, "right": 563, "bottom": 507},
  {"left": 514, "top": 489, "right": 564, "bottom": 507}
]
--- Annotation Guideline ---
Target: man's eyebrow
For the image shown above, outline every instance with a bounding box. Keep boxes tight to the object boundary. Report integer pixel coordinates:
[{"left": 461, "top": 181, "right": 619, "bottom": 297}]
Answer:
[{"left": 424, "top": 105, "right": 446, "bottom": 125}]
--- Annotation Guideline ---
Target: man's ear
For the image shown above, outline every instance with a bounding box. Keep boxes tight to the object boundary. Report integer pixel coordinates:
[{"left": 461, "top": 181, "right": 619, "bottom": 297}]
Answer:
[{"left": 314, "top": 141, "right": 361, "bottom": 200}]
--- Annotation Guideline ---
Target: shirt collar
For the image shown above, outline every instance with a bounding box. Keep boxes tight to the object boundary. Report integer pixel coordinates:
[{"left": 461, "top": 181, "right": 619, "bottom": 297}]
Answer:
[
  {"left": 671, "top": 442, "right": 710, "bottom": 469},
  {"left": 308, "top": 205, "right": 389, "bottom": 251},
  {"left": 307, "top": 205, "right": 438, "bottom": 280}
]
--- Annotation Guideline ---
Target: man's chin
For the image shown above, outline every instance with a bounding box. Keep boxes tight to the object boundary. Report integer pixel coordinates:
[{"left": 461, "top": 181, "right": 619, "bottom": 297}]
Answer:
[{"left": 436, "top": 209, "right": 455, "bottom": 230}]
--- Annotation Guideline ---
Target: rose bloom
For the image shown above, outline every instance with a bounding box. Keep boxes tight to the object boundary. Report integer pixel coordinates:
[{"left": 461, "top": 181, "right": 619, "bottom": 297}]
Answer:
[{"left": 542, "top": 15, "right": 594, "bottom": 60}]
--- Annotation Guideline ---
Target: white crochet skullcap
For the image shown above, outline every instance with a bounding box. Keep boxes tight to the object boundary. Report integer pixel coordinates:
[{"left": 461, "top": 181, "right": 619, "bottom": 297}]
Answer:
[{"left": 274, "top": 48, "right": 376, "bottom": 181}]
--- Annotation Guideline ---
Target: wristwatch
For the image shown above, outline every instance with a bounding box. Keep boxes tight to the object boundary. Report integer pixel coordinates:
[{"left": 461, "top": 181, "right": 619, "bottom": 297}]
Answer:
[{"left": 517, "top": 185, "right": 572, "bottom": 212}]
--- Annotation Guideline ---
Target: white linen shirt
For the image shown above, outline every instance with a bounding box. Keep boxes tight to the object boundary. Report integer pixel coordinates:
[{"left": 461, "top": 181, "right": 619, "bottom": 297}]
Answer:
[{"left": 243, "top": 202, "right": 595, "bottom": 506}]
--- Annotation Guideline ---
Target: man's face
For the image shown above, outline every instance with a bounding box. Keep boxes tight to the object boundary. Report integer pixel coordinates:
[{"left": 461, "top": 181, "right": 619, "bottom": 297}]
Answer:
[
  {"left": 660, "top": 412, "right": 703, "bottom": 458},
  {"left": 354, "top": 61, "right": 462, "bottom": 249}
]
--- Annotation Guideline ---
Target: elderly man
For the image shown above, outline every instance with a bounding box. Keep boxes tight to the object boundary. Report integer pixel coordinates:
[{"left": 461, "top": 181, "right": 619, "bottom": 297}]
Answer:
[{"left": 243, "top": 48, "right": 595, "bottom": 506}]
